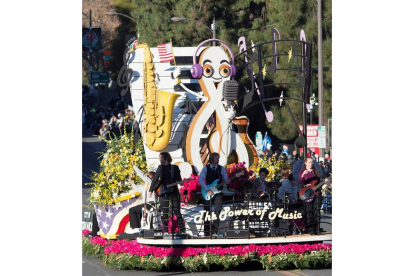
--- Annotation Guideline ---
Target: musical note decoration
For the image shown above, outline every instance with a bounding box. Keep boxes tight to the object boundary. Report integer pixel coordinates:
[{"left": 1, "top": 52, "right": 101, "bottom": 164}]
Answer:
[
  {"left": 262, "top": 64, "right": 267, "bottom": 79},
  {"left": 238, "top": 36, "right": 273, "bottom": 122},
  {"left": 292, "top": 41, "right": 298, "bottom": 64},
  {"left": 236, "top": 28, "right": 313, "bottom": 123},
  {"left": 279, "top": 91, "right": 284, "bottom": 106},
  {"left": 268, "top": 28, "right": 280, "bottom": 75},
  {"left": 117, "top": 48, "right": 134, "bottom": 96}
]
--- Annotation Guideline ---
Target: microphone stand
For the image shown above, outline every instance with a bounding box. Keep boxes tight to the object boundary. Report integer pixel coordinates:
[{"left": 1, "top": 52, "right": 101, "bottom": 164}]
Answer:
[
  {"left": 243, "top": 187, "right": 251, "bottom": 240},
  {"left": 284, "top": 194, "right": 302, "bottom": 236},
  {"left": 268, "top": 187, "right": 277, "bottom": 237}
]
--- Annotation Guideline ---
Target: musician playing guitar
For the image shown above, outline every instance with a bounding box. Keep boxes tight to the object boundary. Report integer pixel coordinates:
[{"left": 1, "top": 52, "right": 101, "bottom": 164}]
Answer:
[
  {"left": 149, "top": 152, "right": 186, "bottom": 235},
  {"left": 124, "top": 171, "right": 155, "bottom": 234},
  {"left": 198, "top": 153, "right": 231, "bottom": 237},
  {"left": 299, "top": 157, "right": 329, "bottom": 235}
]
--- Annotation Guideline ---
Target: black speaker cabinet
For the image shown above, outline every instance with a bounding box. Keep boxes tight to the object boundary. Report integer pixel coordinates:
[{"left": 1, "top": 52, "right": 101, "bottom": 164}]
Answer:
[
  {"left": 143, "top": 229, "right": 163, "bottom": 239},
  {"left": 226, "top": 229, "right": 249, "bottom": 239},
  {"left": 276, "top": 220, "right": 289, "bottom": 236},
  {"left": 117, "top": 232, "right": 140, "bottom": 240},
  {"left": 163, "top": 234, "right": 189, "bottom": 240}
]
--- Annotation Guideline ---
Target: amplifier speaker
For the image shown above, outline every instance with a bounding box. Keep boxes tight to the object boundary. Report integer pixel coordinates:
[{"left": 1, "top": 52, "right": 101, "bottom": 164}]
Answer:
[
  {"left": 163, "top": 234, "right": 189, "bottom": 240},
  {"left": 278, "top": 220, "right": 289, "bottom": 230},
  {"left": 117, "top": 232, "right": 140, "bottom": 240},
  {"left": 143, "top": 229, "right": 163, "bottom": 239},
  {"left": 226, "top": 229, "right": 249, "bottom": 239},
  {"left": 276, "top": 220, "right": 289, "bottom": 236}
]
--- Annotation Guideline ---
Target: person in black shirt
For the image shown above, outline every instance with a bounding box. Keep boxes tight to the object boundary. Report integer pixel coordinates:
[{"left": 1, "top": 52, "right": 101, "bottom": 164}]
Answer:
[{"left": 149, "top": 152, "right": 185, "bottom": 235}]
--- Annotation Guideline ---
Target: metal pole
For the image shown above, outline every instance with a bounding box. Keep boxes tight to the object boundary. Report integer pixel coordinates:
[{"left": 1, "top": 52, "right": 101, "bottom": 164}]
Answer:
[
  {"left": 89, "top": 10, "right": 93, "bottom": 96},
  {"left": 317, "top": 0, "right": 324, "bottom": 159},
  {"left": 310, "top": 109, "right": 313, "bottom": 125},
  {"left": 212, "top": 17, "right": 216, "bottom": 46}
]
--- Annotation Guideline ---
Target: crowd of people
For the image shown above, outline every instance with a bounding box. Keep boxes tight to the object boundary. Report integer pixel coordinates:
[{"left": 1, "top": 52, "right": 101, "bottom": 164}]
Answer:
[{"left": 82, "top": 95, "right": 139, "bottom": 141}]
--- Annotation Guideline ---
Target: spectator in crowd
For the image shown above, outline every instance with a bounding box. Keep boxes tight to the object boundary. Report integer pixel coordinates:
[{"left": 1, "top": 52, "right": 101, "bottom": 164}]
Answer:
[
  {"left": 82, "top": 99, "right": 137, "bottom": 139},
  {"left": 117, "top": 113, "right": 125, "bottom": 127},
  {"left": 108, "top": 116, "right": 119, "bottom": 136},
  {"left": 99, "top": 119, "right": 110, "bottom": 140},
  {"left": 292, "top": 150, "right": 299, "bottom": 161},
  {"left": 322, "top": 162, "right": 331, "bottom": 179}
]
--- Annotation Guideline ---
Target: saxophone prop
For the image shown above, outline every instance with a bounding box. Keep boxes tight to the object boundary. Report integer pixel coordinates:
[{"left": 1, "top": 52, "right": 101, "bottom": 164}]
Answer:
[{"left": 135, "top": 43, "right": 180, "bottom": 151}]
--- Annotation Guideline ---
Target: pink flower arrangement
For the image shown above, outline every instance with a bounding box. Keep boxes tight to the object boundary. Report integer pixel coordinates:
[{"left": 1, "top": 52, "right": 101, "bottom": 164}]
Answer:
[
  {"left": 168, "top": 214, "right": 183, "bottom": 234},
  {"left": 90, "top": 236, "right": 111, "bottom": 246},
  {"left": 101, "top": 237, "right": 331, "bottom": 257},
  {"left": 82, "top": 229, "right": 91, "bottom": 235},
  {"left": 226, "top": 161, "right": 255, "bottom": 193},
  {"left": 84, "top": 231, "right": 332, "bottom": 271},
  {"left": 179, "top": 174, "right": 202, "bottom": 204}
]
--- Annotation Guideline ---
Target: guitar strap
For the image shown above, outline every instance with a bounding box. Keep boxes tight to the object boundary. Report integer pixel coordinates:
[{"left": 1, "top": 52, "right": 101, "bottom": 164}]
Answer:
[
  {"left": 217, "top": 165, "right": 222, "bottom": 182},
  {"left": 170, "top": 164, "right": 175, "bottom": 183}
]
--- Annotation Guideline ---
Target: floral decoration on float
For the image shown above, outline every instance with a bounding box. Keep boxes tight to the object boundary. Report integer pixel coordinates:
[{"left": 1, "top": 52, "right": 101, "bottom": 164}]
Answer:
[
  {"left": 86, "top": 128, "right": 148, "bottom": 239},
  {"left": 82, "top": 230, "right": 332, "bottom": 272}
]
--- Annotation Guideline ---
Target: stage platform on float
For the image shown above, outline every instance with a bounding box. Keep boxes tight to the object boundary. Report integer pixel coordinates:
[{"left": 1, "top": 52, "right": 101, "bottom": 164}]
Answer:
[{"left": 137, "top": 232, "right": 332, "bottom": 246}]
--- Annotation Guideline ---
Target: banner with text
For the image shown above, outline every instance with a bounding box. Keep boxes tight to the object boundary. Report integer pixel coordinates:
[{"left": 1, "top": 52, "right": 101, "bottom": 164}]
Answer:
[{"left": 299, "top": 124, "right": 320, "bottom": 157}]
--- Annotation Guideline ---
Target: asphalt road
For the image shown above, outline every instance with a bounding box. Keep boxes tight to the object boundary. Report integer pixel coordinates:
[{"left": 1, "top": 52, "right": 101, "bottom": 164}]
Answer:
[
  {"left": 81, "top": 126, "right": 332, "bottom": 275},
  {"left": 83, "top": 252, "right": 332, "bottom": 276},
  {"left": 82, "top": 127, "right": 105, "bottom": 224}
]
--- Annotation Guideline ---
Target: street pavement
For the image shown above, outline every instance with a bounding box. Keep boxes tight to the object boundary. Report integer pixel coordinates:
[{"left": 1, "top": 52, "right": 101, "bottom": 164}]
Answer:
[
  {"left": 82, "top": 127, "right": 105, "bottom": 223},
  {"left": 83, "top": 252, "right": 332, "bottom": 276},
  {"left": 82, "top": 126, "right": 332, "bottom": 275}
]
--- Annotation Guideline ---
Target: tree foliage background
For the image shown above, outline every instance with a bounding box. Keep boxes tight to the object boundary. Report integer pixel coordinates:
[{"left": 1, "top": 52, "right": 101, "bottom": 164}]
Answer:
[{"left": 83, "top": 0, "right": 332, "bottom": 150}]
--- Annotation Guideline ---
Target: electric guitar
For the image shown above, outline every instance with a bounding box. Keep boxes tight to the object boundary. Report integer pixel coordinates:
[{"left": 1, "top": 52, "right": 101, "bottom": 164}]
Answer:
[
  {"left": 299, "top": 177, "right": 332, "bottom": 203},
  {"left": 140, "top": 182, "right": 152, "bottom": 230},
  {"left": 131, "top": 165, "right": 155, "bottom": 230},
  {"left": 201, "top": 172, "right": 244, "bottom": 201},
  {"left": 155, "top": 178, "right": 195, "bottom": 197}
]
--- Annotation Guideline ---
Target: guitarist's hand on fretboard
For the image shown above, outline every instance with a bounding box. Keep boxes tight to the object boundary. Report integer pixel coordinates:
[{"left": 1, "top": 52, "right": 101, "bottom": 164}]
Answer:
[{"left": 207, "top": 190, "right": 214, "bottom": 196}]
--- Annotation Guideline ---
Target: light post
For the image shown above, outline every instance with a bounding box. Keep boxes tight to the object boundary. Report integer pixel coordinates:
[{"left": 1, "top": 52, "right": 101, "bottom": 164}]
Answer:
[
  {"left": 317, "top": 0, "right": 324, "bottom": 158},
  {"left": 171, "top": 16, "right": 217, "bottom": 46},
  {"left": 308, "top": 93, "right": 318, "bottom": 125},
  {"left": 82, "top": 10, "right": 95, "bottom": 100},
  {"left": 106, "top": 11, "right": 139, "bottom": 42}
]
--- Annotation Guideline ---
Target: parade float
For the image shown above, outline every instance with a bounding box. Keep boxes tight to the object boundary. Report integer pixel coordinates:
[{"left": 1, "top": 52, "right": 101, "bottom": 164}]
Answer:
[{"left": 84, "top": 27, "right": 332, "bottom": 271}]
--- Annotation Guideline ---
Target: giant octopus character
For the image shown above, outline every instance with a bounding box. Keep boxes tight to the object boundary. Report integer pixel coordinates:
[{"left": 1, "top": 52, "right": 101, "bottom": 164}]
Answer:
[{"left": 183, "top": 39, "right": 257, "bottom": 171}]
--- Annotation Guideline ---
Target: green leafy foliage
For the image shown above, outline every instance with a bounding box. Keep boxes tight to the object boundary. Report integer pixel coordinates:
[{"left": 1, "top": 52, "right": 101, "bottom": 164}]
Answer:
[{"left": 107, "top": 0, "right": 331, "bottom": 142}]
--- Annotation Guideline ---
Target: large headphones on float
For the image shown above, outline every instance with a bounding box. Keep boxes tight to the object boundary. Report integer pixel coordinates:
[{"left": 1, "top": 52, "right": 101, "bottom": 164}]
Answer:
[{"left": 191, "top": 39, "right": 236, "bottom": 79}]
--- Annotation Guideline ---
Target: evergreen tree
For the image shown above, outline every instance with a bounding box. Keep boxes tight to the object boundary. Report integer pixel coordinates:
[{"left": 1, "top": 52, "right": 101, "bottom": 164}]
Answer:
[
  {"left": 110, "top": 0, "right": 332, "bottom": 146},
  {"left": 107, "top": 0, "right": 137, "bottom": 80}
]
